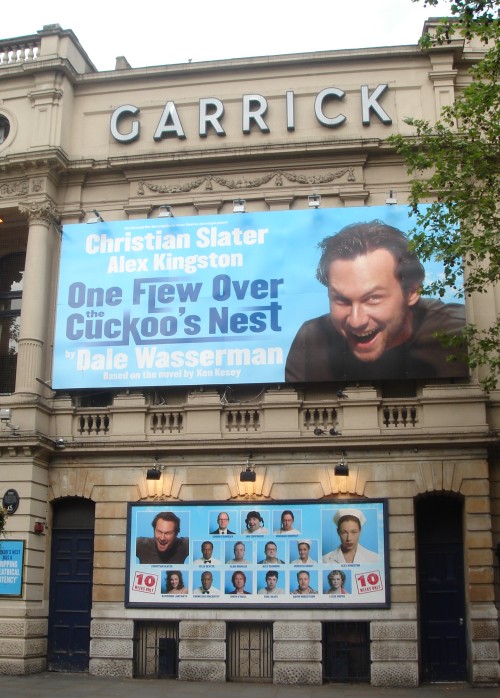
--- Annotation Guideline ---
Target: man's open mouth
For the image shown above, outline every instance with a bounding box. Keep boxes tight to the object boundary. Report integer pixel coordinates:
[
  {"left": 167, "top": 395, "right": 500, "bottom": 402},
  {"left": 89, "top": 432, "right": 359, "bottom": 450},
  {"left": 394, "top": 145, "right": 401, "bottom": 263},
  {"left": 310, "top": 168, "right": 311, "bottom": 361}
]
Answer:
[{"left": 348, "top": 328, "right": 381, "bottom": 344}]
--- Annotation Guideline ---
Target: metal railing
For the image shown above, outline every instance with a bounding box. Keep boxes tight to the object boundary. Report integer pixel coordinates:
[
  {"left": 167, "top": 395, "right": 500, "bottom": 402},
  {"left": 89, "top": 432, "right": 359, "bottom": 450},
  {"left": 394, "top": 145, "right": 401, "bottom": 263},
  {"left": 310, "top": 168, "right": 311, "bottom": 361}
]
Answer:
[
  {"left": 134, "top": 621, "right": 179, "bottom": 678},
  {"left": 227, "top": 622, "right": 273, "bottom": 682}
]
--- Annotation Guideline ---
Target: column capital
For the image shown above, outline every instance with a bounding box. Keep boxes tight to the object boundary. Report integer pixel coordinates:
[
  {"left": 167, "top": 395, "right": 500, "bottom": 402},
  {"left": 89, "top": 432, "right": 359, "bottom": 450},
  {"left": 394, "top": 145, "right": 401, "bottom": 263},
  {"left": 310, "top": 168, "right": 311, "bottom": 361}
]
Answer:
[{"left": 18, "top": 199, "right": 58, "bottom": 226}]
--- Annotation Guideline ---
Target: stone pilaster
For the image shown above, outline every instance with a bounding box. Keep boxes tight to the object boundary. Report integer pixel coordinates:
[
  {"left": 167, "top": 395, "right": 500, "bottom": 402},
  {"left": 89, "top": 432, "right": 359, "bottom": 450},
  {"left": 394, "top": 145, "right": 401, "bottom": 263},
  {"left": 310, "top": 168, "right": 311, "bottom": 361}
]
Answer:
[
  {"left": 273, "top": 621, "right": 322, "bottom": 684},
  {"left": 178, "top": 620, "right": 226, "bottom": 682},
  {"left": 15, "top": 199, "right": 59, "bottom": 395},
  {"left": 370, "top": 620, "right": 419, "bottom": 686}
]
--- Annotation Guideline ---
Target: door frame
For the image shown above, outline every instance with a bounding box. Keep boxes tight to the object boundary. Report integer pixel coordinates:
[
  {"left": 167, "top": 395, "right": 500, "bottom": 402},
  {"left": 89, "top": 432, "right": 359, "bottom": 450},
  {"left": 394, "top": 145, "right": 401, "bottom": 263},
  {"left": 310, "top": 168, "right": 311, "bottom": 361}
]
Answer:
[
  {"left": 415, "top": 494, "right": 467, "bottom": 683},
  {"left": 47, "top": 497, "right": 95, "bottom": 672}
]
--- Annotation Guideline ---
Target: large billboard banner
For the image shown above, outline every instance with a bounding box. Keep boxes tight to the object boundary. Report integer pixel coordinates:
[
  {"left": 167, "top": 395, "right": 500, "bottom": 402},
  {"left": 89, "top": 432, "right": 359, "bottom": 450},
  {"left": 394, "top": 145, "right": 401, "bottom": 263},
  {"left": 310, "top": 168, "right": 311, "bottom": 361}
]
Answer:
[
  {"left": 126, "top": 501, "right": 389, "bottom": 608},
  {"left": 53, "top": 206, "right": 467, "bottom": 388}
]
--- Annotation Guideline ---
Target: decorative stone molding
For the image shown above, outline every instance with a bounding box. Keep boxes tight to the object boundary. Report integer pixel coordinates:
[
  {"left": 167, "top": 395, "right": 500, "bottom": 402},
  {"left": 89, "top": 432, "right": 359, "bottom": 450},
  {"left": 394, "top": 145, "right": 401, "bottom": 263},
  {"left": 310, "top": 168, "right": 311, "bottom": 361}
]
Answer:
[
  {"left": 18, "top": 199, "right": 58, "bottom": 226},
  {"left": 27, "top": 87, "right": 63, "bottom": 107},
  {"left": 31, "top": 178, "right": 44, "bottom": 193},
  {"left": 0, "top": 179, "right": 29, "bottom": 198},
  {"left": 137, "top": 167, "right": 355, "bottom": 196}
]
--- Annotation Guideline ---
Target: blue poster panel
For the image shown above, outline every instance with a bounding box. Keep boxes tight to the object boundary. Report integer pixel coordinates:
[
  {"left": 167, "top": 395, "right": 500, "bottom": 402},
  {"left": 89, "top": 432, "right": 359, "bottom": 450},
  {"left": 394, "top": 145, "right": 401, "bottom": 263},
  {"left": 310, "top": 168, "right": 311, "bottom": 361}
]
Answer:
[
  {"left": 0, "top": 540, "right": 24, "bottom": 596},
  {"left": 53, "top": 205, "right": 467, "bottom": 389},
  {"left": 126, "top": 501, "right": 389, "bottom": 608}
]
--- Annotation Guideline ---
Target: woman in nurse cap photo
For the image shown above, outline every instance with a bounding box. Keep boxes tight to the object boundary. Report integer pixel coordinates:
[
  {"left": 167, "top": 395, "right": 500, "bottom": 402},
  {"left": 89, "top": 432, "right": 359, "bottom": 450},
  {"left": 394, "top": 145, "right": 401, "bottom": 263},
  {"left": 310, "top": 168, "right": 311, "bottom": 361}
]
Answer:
[{"left": 322, "top": 508, "right": 379, "bottom": 565}]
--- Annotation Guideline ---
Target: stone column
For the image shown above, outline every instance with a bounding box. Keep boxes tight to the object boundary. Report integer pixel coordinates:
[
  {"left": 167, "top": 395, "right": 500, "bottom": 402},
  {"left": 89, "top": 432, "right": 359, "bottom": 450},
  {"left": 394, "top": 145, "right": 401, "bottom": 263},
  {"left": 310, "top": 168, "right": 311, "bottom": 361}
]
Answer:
[{"left": 15, "top": 199, "right": 58, "bottom": 395}]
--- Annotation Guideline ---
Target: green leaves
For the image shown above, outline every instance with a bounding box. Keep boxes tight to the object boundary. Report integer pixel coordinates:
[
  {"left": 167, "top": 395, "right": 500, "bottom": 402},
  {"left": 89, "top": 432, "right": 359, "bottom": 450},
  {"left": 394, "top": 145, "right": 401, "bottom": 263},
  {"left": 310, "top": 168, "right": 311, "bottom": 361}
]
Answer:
[
  {"left": 390, "top": 2, "right": 500, "bottom": 388},
  {"left": 0, "top": 507, "right": 7, "bottom": 536},
  {"left": 414, "top": 1, "right": 499, "bottom": 43}
]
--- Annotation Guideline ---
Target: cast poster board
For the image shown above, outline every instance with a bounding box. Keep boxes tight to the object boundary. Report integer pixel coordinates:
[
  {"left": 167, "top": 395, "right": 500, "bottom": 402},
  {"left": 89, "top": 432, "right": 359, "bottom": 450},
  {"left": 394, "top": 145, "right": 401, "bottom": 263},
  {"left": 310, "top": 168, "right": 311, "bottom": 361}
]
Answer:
[
  {"left": 53, "top": 205, "right": 467, "bottom": 389},
  {"left": 125, "top": 500, "right": 389, "bottom": 608},
  {"left": 0, "top": 540, "right": 25, "bottom": 597}
]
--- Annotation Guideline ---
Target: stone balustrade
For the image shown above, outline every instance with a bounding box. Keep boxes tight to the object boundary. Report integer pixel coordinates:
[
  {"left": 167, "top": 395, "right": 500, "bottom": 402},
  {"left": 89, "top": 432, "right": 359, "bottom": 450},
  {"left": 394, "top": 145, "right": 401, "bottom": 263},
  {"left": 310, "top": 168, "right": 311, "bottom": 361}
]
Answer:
[
  {"left": 0, "top": 36, "right": 39, "bottom": 65},
  {"left": 24, "top": 383, "right": 486, "bottom": 447}
]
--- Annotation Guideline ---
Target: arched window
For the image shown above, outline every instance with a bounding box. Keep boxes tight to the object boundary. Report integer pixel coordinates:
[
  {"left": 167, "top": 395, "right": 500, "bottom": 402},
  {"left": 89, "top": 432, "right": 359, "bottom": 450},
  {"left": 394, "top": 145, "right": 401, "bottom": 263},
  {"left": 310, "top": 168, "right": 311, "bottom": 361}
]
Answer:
[
  {"left": 0, "top": 115, "right": 10, "bottom": 144},
  {"left": 0, "top": 252, "right": 25, "bottom": 393}
]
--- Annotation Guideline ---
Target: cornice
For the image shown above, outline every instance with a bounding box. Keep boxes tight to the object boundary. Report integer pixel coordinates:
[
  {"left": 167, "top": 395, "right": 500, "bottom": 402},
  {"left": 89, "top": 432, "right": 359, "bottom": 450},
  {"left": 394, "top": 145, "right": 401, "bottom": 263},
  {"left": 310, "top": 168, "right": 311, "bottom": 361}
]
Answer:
[
  {"left": 77, "top": 45, "right": 430, "bottom": 85},
  {"left": 105, "top": 137, "right": 385, "bottom": 172},
  {"left": 0, "top": 137, "right": 400, "bottom": 180},
  {"left": 0, "top": 146, "right": 72, "bottom": 174},
  {"left": 0, "top": 431, "right": 494, "bottom": 461},
  {"left": 0, "top": 57, "right": 84, "bottom": 85}
]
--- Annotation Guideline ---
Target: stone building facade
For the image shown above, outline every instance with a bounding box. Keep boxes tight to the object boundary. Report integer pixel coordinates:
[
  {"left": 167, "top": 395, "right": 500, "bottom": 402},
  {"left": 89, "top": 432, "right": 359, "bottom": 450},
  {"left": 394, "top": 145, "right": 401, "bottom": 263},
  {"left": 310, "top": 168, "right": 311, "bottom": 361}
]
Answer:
[{"left": 0, "top": 21, "right": 499, "bottom": 685}]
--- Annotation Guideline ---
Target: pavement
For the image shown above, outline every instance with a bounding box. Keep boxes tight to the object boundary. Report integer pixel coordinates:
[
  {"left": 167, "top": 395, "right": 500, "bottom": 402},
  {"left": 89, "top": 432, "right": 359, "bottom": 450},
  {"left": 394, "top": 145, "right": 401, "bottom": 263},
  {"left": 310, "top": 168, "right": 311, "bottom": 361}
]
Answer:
[{"left": 0, "top": 673, "right": 498, "bottom": 698}]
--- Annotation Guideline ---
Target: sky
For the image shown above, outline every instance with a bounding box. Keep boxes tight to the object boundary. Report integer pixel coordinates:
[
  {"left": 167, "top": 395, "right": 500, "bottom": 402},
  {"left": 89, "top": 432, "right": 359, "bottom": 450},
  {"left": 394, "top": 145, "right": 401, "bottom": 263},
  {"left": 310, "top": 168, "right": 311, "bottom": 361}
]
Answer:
[{"left": 3, "top": 0, "right": 453, "bottom": 72}]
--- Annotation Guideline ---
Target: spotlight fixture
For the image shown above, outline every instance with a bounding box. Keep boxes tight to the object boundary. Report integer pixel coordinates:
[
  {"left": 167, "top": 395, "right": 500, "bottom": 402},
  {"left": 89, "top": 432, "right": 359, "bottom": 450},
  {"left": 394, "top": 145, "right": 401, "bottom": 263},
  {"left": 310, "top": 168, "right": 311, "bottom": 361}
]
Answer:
[
  {"left": 87, "top": 209, "right": 104, "bottom": 223},
  {"left": 336, "top": 389, "right": 348, "bottom": 399},
  {"left": 158, "top": 204, "right": 174, "bottom": 218},
  {"left": 233, "top": 198, "right": 246, "bottom": 213},
  {"left": 308, "top": 194, "right": 321, "bottom": 208},
  {"left": 54, "top": 438, "right": 67, "bottom": 450},
  {"left": 0, "top": 409, "right": 11, "bottom": 422},
  {"left": 334, "top": 451, "right": 349, "bottom": 477},
  {"left": 385, "top": 190, "right": 397, "bottom": 205},
  {"left": 0, "top": 408, "right": 20, "bottom": 433},
  {"left": 314, "top": 427, "right": 342, "bottom": 436},
  {"left": 240, "top": 454, "right": 256, "bottom": 482},
  {"left": 146, "top": 458, "right": 164, "bottom": 480}
]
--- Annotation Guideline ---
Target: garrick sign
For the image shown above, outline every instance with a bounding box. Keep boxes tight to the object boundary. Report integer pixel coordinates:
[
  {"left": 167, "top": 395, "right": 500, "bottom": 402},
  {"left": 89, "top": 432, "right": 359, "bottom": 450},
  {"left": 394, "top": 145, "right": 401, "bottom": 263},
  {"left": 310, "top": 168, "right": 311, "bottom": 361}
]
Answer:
[{"left": 110, "top": 85, "right": 392, "bottom": 144}]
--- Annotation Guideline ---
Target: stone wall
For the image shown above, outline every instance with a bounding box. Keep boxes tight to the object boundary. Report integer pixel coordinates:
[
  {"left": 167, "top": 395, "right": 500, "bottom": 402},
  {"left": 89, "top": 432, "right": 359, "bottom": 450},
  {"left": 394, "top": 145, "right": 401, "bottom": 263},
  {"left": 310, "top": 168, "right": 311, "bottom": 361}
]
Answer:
[{"left": 35, "top": 444, "right": 495, "bottom": 685}]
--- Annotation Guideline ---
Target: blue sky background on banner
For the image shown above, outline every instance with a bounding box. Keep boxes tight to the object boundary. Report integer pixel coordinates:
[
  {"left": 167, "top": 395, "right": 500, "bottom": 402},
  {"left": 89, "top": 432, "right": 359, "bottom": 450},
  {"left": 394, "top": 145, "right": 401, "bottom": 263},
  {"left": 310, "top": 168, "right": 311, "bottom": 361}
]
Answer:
[
  {"left": 131, "top": 503, "right": 381, "bottom": 563},
  {"left": 53, "top": 204, "right": 462, "bottom": 389},
  {"left": 321, "top": 568, "right": 353, "bottom": 594},
  {"left": 320, "top": 505, "right": 382, "bottom": 557}
]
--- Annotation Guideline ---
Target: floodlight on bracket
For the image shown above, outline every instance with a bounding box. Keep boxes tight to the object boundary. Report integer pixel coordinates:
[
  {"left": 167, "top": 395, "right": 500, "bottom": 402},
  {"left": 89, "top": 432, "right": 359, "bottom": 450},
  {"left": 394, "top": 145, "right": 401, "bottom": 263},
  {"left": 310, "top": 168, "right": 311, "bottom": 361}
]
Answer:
[
  {"left": 146, "top": 457, "right": 165, "bottom": 480},
  {"left": 240, "top": 454, "right": 256, "bottom": 482}
]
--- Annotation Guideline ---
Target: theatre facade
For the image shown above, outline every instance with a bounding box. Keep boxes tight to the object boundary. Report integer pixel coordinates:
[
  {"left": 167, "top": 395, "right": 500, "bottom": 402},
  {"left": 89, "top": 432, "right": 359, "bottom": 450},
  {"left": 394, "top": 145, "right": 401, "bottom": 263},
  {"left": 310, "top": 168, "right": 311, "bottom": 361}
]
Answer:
[{"left": 0, "top": 21, "right": 499, "bottom": 685}]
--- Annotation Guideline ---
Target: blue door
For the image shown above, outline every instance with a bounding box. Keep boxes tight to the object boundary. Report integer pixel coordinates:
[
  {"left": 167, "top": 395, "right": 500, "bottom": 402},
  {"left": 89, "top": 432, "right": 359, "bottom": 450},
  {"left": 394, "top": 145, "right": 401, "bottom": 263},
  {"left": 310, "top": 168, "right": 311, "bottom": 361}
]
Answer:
[
  {"left": 416, "top": 496, "right": 467, "bottom": 682},
  {"left": 47, "top": 527, "right": 94, "bottom": 671}
]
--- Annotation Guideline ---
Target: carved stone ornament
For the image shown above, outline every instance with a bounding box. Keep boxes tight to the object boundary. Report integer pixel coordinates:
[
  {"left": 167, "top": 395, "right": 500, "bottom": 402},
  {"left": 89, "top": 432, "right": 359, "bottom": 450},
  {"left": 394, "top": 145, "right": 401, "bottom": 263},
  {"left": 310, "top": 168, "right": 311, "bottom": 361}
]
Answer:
[
  {"left": 0, "top": 179, "right": 29, "bottom": 198},
  {"left": 31, "top": 178, "right": 44, "bottom": 193},
  {"left": 137, "top": 168, "right": 355, "bottom": 196},
  {"left": 18, "top": 199, "right": 58, "bottom": 225}
]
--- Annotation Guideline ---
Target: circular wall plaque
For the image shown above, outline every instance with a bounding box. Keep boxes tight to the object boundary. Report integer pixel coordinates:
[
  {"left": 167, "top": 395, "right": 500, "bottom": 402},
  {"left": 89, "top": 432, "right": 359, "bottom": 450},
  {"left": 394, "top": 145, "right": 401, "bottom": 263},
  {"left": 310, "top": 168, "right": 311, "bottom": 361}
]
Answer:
[{"left": 2, "top": 489, "right": 20, "bottom": 514}]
